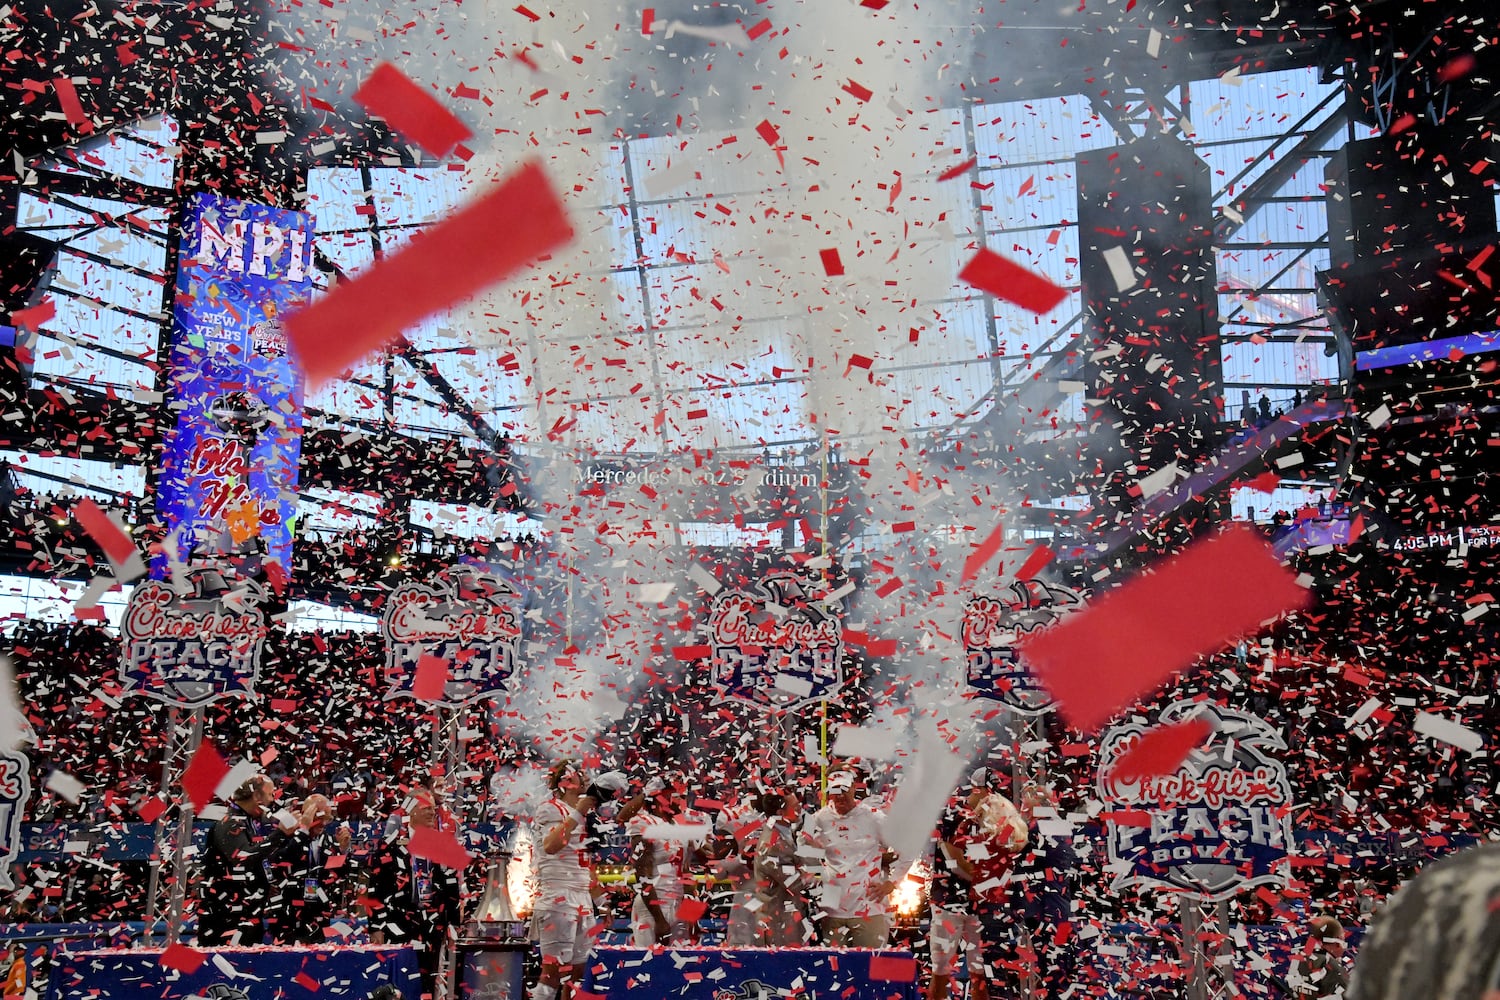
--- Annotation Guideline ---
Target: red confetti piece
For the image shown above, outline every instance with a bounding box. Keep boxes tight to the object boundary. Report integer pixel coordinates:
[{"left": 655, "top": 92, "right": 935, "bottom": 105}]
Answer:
[
  {"left": 73, "top": 497, "right": 145, "bottom": 581},
  {"left": 294, "top": 972, "right": 320, "bottom": 992},
  {"left": 11, "top": 298, "right": 56, "bottom": 330},
  {"left": 159, "top": 942, "right": 206, "bottom": 974},
  {"left": 1248, "top": 470, "right": 1281, "bottom": 493},
  {"left": 746, "top": 18, "right": 772, "bottom": 40},
  {"left": 673, "top": 645, "right": 711, "bottom": 660},
  {"left": 960, "top": 248, "right": 1069, "bottom": 314},
  {"left": 755, "top": 119, "right": 781, "bottom": 147},
  {"left": 819, "top": 248, "right": 845, "bottom": 276},
  {"left": 869, "top": 954, "right": 917, "bottom": 982},
  {"left": 137, "top": 796, "right": 166, "bottom": 823},
  {"left": 353, "top": 63, "right": 474, "bottom": 159},
  {"left": 515, "top": 4, "right": 541, "bottom": 21},
  {"left": 875, "top": 577, "right": 903, "bottom": 598},
  {"left": 675, "top": 897, "right": 708, "bottom": 923},
  {"left": 284, "top": 160, "right": 573, "bottom": 388},
  {"left": 937, "top": 157, "right": 977, "bottom": 182},
  {"left": 408, "top": 824, "right": 473, "bottom": 869},
  {"left": 642, "top": 8, "right": 655, "bottom": 34},
  {"left": 1014, "top": 544, "right": 1055, "bottom": 582},
  {"left": 962, "top": 522, "right": 1006, "bottom": 583},
  {"left": 180, "top": 742, "right": 230, "bottom": 814},
  {"left": 1099, "top": 810, "right": 1152, "bottom": 827},
  {"left": 859, "top": 0, "right": 890, "bottom": 7},
  {"left": 1018, "top": 525, "right": 1309, "bottom": 732},
  {"left": 1108, "top": 718, "right": 1214, "bottom": 782},
  {"left": 412, "top": 655, "right": 450, "bottom": 701},
  {"left": 53, "top": 77, "right": 88, "bottom": 127},
  {"left": 1438, "top": 53, "right": 1477, "bottom": 83},
  {"left": 843, "top": 80, "right": 873, "bottom": 102}
]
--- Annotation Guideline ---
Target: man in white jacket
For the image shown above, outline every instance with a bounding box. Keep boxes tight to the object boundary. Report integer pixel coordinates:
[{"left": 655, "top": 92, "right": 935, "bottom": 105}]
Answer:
[{"left": 799, "top": 765, "right": 896, "bottom": 948}]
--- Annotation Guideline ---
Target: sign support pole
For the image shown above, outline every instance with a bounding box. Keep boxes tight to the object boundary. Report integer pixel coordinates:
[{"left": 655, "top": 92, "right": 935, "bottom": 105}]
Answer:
[
  {"left": 1180, "top": 896, "right": 1207, "bottom": 1000},
  {"left": 166, "top": 707, "right": 205, "bottom": 945},
  {"left": 142, "top": 705, "right": 181, "bottom": 943}
]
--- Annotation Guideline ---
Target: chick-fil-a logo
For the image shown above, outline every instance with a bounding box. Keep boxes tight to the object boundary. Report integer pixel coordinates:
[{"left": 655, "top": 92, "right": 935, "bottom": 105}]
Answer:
[
  {"left": 1097, "top": 701, "right": 1293, "bottom": 901},
  {"left": 119, "top": 574, "right": 268, "bottom": 708},
  {"left": 382, "top": 569, "right": 523, "bottom": 707},
  {"left": 963, "top": 580, "right": 1082, "bottom": 715},
  {"left": 707, "top": 573, "right": 844, "bottom": 710}
]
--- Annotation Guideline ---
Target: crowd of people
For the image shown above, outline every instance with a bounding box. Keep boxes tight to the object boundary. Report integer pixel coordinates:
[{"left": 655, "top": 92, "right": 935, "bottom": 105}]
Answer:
[{"left": 513, "top": 757, "right": 1073, "bottom": 1000}]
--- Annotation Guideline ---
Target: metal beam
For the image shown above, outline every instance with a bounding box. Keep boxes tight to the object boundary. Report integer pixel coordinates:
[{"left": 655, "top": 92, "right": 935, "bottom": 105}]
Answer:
[
  {"left": 389, "top": 340, "right": 502, "bottom": 448},
  {"left": 1212, "top": 89, "right": 1346, "bottom": 243}
]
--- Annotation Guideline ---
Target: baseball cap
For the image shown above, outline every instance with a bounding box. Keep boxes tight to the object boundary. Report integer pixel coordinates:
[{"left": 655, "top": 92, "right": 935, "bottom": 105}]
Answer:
[{"left": 826, "top": 771, "right": 855, "bottom": 793}]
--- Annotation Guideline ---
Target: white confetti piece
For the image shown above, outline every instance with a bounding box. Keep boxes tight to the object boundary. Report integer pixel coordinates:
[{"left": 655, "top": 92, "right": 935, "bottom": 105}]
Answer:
[
  {"left": 213, "top": 760, "right": 260, "bottom": 804},
  {"left": 45, "top": 771, "right": 85, "bottom": 803},
  {"left": 1102, "top": 246, "right": 1136, "bottom": 292},
  {"left": 688, "top": 563, "right": 721, "bottom": 595},
  {"left": 1413, "top": 711, "right": 1483, "bottom": 753},
  {"left": 1136, "top": 462, "right": 1182, "bottom": 498},
  {"left": 639, "top": 822, "right": 712, "bottom": 843}
]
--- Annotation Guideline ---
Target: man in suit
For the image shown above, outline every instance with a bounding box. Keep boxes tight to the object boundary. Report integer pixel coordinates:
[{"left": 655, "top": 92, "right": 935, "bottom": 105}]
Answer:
[
  {"left": 363, "top": 788, "right": 463, "bottom": 997},
  {"left": 271, "top": 793, "right": 354, "bottom": 944},
  {"left": 199, "top": 775, "right": 297, "bottom": 946}
]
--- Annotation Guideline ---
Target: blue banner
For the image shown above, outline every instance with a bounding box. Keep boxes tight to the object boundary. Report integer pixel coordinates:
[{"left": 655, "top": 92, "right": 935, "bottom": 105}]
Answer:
[
  {"left": 48, "top": 944, "right": 418, "bottom": 1000},
  {"left": 156, "top": 192, "right": 313, "bottom": 574},
  {"left": 580, "top": 946, "right": 919, "bottom": 1000}
]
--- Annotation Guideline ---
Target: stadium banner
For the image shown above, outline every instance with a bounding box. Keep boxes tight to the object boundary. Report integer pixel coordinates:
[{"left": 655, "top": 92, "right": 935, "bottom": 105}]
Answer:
[
  {"left": 962, "top": 580, "right": 1082, "bottom": 714},
  {"left": 1097, "top": 700, "right": 1293, "bottom": 901},
  {"left": 382, "top": 567, "right": 524, "bottom": 706},
  {"left": 156, "top": 192, "right": 314, "bottom": 575},
  {"left": 119, "top": 568, "right": 269, "bottom": 707},
  {"left": 0, "top": 750, "right": 28, "bottom": 890},
  {"left": 704, "top": 572, "right": 845, "bottom": 710}
]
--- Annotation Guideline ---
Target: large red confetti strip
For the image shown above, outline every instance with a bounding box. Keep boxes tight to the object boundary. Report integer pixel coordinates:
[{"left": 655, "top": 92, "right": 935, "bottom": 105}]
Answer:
[
  {"left": 72, "top": 497, "right": 145, "bottom": 582},
  {"left": 961, "top": 522, "right": 1006, "bottom": 583},
  {"left": 158, "top": 942, "right": 206, "bottom": 974},
  {"left": 284, "top": 160, "right": 574, "bottom": 388},
  {"left": 1014, "top": 544, "right": 1055, "bottom": 583},
  {"left": 11, "top": 299, "right": 55, "bottom": 330},
  {"left": 960, "top": 248, "right": 1070, "bottom": 314},
  {"left": 1108, "top": 718, "right": 1214, "bottom": 782},
  {"left": 869, "top": 954, "right": 918, "bottom": 982},
  {"left": 353, "top": 62, "right": 474, "bottom": 159},
  {"left": 1018, "top": 525, "right": 1310, "bottom": 732},
  {"left": 407, "top": 824, "right": 473, "bottom": 869},
  {"left": 53, "top": 77, "right": 89, "bottom": 127},
  {"left": 412, "top": 655, "right": 450, "bottom": 701},
  {"left": 180, "top": 742, "right": 230, "bottom": 813}
]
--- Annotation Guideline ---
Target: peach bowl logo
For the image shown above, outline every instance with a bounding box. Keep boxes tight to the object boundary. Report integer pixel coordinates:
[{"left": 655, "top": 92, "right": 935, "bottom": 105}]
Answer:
[
  {"left": 707, "top": 573, "right": 844, "bottom": 710},
  {"left": 962, "top": 580, "right": 1082, "bottom": 714},
  {"left": 382, "top": 568, "right": 522, "bottom": 707},
  {"left": 1097, "top": 701, "right": 1292, "bottom": 901},
  {"left": 120, "top": 572, "right": 268, "bottom": 708},
  {"left": 0, "top": 751, "right": 29, "bottom": 890}
]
